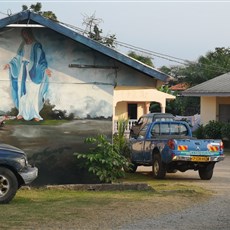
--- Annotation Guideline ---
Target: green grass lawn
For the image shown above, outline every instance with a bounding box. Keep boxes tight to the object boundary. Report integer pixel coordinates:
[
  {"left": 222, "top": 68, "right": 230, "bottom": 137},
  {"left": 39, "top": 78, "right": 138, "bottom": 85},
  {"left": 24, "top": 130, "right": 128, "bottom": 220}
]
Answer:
[{"left": 0, "top": 170, "right": 210, "bottom": 229}]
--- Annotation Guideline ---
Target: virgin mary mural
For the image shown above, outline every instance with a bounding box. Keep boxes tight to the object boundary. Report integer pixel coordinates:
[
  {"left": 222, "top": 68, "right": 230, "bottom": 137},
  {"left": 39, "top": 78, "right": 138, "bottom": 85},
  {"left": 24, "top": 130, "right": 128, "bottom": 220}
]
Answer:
[{"left": 4, "top": 28, "right": 51, "bottom": 121}]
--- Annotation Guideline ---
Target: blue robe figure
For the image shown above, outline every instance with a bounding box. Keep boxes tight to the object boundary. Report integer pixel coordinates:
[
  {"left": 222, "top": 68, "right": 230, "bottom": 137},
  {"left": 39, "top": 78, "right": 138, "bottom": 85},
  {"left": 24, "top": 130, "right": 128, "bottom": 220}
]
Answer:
[{"left": 6, "top": 28, "right": 51, "bottom": 121}]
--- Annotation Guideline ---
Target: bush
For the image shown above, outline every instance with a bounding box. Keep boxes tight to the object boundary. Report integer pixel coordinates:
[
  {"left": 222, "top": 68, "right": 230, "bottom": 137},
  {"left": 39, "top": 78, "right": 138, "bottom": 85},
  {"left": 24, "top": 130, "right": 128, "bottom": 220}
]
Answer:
[
  {"left": 113, "top": 118, "right": 130, "bottom": 157},
  {"left": 74, "top": 134, "right": 129, "bottom": 183},
  {"left": 204, "top": 120, "right": 223, "bottom": 139},
  {"left": 221, "top": 123, "right": 230, "bottom": 140},
  {"left": 194, "top": 124, "right": 205, "bottom": 139}
]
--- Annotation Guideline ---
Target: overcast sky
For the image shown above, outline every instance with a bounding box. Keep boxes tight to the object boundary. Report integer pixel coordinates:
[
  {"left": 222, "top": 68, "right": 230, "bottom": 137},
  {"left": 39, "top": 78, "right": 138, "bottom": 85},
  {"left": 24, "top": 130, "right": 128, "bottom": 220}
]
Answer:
[{"left": 1, "top": 0, "right": 230, "bottom": 68}]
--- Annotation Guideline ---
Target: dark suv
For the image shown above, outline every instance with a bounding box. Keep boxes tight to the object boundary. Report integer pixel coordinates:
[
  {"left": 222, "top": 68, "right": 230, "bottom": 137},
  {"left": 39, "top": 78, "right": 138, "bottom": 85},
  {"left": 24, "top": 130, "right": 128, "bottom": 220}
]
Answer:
[
  {"left": 129, "top": 113, "right": 175, "bottom": 138},
  {"left": 0, "top": 143, "right": 38, "bottom": 204}
]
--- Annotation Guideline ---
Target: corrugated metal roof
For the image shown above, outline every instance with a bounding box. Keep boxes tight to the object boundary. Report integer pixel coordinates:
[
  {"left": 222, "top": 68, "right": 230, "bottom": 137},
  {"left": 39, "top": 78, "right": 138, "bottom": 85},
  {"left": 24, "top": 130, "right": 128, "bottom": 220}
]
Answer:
[
  {"left": 182, "top": 72, "right": 230, "bottom": 96},
  {"left": 0, "top": 10, "right": 170, "bottom": 82}
]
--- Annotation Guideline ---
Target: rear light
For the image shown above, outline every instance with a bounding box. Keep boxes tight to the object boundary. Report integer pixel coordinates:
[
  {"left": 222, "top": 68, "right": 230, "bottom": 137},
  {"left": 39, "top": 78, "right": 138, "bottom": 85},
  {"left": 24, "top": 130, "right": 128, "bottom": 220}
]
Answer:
[
  {"left": 220, "top": 141, "right": 224, "bottom": 151},
  {"left": 168, "top": 139, "right": 175, "bottom": 150}
]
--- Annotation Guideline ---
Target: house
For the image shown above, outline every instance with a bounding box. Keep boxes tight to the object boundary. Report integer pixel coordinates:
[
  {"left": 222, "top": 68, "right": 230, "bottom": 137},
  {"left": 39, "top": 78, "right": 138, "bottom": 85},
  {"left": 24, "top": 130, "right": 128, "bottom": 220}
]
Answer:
[
  {"left": 0, "top": 10, "right": 174, "bottom": 184},
  {"left": 182, "top": 72, "right": 230, "bottom": 125}
]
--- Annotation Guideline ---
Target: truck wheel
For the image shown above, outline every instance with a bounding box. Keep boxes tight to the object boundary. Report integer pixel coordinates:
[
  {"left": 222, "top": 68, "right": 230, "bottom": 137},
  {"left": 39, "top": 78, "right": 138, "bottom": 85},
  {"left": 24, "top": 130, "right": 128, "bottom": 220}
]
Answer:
[
  {"left": 152, "top": 154, "right": 166, "bottom": 179},
  {"left": 198, "top": 165, "right": 214, "bottom": 180},
  {"left": 0, "top": 167, "right": 18, "bottom": 204}
]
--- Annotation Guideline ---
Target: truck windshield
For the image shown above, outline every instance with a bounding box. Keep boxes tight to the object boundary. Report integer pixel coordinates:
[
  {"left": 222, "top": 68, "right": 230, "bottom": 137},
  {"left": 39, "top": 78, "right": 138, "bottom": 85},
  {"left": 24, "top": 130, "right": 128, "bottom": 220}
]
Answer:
[{"left": 151, "top": 123, "right": 188, "bottom": 136}]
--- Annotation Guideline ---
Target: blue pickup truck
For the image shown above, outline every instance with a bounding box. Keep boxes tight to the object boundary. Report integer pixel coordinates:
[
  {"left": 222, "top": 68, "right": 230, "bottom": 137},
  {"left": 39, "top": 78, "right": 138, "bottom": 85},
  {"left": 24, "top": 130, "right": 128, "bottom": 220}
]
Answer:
[{"left": 127, "top": 120, "right": 224, "bottom": 180}]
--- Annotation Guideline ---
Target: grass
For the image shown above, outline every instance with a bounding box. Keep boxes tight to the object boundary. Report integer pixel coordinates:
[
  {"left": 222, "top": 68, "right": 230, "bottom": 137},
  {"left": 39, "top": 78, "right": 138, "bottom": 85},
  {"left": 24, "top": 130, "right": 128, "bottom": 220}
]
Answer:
[
  {"left": 0, "top": 189, "right": 156, "bottom": 228},
  {"left": 0, "top": 170, "right": 213, "bottom": 229}
]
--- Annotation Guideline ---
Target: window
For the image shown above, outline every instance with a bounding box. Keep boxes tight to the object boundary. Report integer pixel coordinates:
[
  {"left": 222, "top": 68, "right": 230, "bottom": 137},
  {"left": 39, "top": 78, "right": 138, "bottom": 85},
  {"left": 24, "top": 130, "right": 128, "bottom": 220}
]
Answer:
[{"left": 150, "top": 123, "right": 188, "bottom": 136}]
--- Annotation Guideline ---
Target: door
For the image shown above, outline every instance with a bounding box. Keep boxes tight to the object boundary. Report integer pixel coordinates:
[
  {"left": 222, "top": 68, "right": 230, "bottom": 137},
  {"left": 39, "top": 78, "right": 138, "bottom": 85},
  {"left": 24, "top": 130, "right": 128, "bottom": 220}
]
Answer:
[
  {"left": 219, "top": 105, "right": 230, "bottom": 122},
  {"left": 128, "top": 103, "right": 137, "bottom": 119}
]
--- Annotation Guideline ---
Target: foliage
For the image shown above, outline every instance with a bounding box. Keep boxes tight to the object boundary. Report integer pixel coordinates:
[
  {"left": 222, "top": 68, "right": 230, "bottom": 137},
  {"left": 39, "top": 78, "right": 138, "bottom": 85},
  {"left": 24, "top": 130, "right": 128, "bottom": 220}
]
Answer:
[
  {"left": 128, "top": 51, "right": 154, "bottom": 67},
  {"left": 221, "top": 123, "right": 230, "bottom": 140},
  {"left": 171, "top": 47, "right": 230, "bottom": 87},
  {"left": 22, "top": 2, "right": 58, "bottom": 21},
  {"left": 113, "top": 118, "right": 131, "bottom": 158},
  {"left": 6, "top": 107, "right": 18, "bottom": 116},
  {"left": 204, "top": 120, "right": 223, "bottom": 139},
  {"left": 193, "top": 124, "right": 206, "bottom": 139},
  {"left": 82, "top": 13, "right": 116, "bottom": 48},
  {"left": 40, "top": 100, "right": 74, "bottom": 120},
  {"left": 160, "top": 47, "right": 230, "bottom": 115},
  {"left": 151, "top": 85, "right": 199, "bottom": 116},
  {"left": 75, "top": 134, "right": 129, "bottom": 183},
  {"left": 194, "top": 121, "right": 230, "bottom": 142},
  {"left": 170, "top": 96, "right": 200, "bottom": 115}
]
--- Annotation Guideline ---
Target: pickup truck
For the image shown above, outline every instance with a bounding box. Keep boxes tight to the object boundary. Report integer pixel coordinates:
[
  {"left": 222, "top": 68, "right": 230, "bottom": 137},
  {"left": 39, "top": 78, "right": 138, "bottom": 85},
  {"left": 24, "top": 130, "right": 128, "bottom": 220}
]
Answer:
[
  {"left": 127, "top": 120, "right": 224, "bottom": 180},
  {"left": 0, "top": 143, "right": 38, "bottom": 204}
]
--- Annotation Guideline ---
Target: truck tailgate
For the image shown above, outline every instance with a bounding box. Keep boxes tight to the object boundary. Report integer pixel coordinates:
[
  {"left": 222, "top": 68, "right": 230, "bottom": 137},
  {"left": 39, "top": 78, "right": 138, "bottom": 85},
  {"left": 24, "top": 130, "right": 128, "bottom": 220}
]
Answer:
[{"left": 170, "top": 139, "right": 224, "bottom": 162}]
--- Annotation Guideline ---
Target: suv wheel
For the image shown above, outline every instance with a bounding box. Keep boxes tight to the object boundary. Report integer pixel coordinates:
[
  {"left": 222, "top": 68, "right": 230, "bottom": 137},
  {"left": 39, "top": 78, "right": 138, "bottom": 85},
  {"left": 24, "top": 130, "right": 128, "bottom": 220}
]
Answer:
[{"left": 0, "top": 167, "right": 18, "bottom": 204}]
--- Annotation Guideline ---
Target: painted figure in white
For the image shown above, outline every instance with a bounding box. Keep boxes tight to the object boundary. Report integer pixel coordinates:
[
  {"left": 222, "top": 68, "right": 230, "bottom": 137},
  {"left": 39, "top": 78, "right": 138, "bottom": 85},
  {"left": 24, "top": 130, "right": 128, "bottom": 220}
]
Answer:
[{"left": 4, "top": 28, "right": 51, "bottom": 121}]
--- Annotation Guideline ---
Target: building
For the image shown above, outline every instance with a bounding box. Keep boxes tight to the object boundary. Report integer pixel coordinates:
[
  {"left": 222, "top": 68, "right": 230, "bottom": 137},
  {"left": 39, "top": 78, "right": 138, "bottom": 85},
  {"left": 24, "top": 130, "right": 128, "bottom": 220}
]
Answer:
[
  {"left": 183, "top": 72, "right": 230, "bottom": 125},
  {"left": 0, "top": 10, "right": 174, "bottom": 184}
]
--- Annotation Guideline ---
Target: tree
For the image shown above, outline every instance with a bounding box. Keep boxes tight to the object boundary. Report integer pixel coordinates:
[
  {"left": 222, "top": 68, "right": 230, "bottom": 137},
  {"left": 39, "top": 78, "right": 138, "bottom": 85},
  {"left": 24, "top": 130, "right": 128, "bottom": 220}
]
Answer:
[
  {"left": 172, "top": 47, "right": 230, "bottom": 87},
  {"left": 128, "top": 51, "right": 154, "bottom": 67},
  {"left": 82, "top": 13, "right": 116, "bottom": 48},
  {"left": 158, "top": 47, "right": 230, "bottom": 116},
  {"left": 22, "top": 2, "right": 58, "bottom": 21}
]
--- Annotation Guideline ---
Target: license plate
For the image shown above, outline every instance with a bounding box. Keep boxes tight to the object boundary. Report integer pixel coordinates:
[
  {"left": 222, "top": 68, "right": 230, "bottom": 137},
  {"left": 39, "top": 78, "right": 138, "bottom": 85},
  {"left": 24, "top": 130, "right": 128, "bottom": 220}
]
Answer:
[{"left": 191, "top": 156, "right": 210, "bottom": 162}]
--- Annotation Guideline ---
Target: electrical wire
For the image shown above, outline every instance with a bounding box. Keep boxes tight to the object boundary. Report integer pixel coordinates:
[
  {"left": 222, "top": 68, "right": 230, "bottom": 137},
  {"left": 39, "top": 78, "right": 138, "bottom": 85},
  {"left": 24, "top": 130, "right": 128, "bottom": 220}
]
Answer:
[
  {"left": 1, "top": 12, "right": 230, "bottom": 74},
  {"left": 58, "top": 21, "right": 230, "bottom": 74}
]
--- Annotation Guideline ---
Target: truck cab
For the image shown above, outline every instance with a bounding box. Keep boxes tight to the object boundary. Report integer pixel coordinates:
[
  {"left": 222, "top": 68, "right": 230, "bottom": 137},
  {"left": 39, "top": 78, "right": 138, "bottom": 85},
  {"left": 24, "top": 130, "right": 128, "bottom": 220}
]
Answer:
[{"left": 129, "top": 113, "right": 175, "bottom": 139}]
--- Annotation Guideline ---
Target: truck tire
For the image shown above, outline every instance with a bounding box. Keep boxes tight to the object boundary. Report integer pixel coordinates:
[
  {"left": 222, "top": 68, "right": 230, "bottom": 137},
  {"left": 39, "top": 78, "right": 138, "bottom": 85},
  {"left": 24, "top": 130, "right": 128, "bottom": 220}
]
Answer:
[
  {"left": 198, "top": 164, "right": 214, "bottom": 180},
  {"left": 0, "top": 167, "right": 18, "bottom": 204},
  {"left": 152, "top": 154, "right": 166, "bottom": 179}
]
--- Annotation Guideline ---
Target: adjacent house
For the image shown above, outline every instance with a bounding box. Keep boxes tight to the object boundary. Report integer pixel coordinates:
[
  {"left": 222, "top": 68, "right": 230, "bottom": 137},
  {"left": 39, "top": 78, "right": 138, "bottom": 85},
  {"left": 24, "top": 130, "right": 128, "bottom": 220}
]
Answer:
[
  {"left": 183, "top": 72, "right": 230, "bottom": 125},
  {"left": 0, "top": 10, "right": 174, "bottom": 184}
]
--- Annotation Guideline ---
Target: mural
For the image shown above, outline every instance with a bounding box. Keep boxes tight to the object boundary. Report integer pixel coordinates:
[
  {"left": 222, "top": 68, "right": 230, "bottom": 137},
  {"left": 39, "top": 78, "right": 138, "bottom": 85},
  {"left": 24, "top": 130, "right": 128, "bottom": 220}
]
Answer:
[
  {"left": 3, "top": 28, "right": 51, "bottom": 121},
  {"left": 0, "top": 27, "right": 115, "bottom": 185}
]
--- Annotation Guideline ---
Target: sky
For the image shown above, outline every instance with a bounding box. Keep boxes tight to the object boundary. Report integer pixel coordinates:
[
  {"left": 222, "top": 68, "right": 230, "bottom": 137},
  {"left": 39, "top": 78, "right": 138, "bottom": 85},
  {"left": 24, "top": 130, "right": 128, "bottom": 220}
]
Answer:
[{"left": 0, "top": 0, "right": 230, "bottom": 68}]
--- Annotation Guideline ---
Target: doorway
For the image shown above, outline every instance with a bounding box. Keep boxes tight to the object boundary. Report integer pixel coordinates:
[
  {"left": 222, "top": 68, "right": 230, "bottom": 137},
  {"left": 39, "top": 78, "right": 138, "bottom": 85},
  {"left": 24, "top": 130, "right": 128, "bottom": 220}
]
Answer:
[{"left": 128, "top": 103, "right": 137, "bottom": 119}]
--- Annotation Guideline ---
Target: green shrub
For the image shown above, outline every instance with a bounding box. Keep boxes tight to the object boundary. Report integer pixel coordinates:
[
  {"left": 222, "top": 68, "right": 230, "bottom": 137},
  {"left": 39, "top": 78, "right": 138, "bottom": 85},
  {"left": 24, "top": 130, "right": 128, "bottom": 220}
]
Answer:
[
  {"left": 221, "top": 123, "right": 230, "bottom": 140},
  {"left": 194, "top": 124, "right": 205, "bottom": 139},
  {"left": 113, "top": 118, "right": 130, "bottom": 157},
  {"left": 74, "top": 134, "right": 129, "bottom": 183},
  {"left": 204, "top": 120, "right": 223, "bottom": 139}
]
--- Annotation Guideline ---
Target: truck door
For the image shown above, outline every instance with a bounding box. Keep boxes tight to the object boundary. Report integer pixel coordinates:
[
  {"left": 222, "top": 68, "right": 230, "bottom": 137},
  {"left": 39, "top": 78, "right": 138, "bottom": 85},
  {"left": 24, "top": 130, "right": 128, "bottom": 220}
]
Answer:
[
  {"left": 130, "top": 126, "right": 147, "bottom": 162},
  {"left": 142, "top": 123, "right": 160, "bottom": 163}
]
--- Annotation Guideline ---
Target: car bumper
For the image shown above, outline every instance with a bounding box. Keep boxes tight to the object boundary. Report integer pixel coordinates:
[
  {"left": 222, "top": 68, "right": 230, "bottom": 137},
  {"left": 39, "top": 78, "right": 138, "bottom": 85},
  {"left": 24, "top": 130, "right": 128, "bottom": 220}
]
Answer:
[
  {"left": 19, "top": 166, "right": 38, "bottom": 184},
  {"left": 172, "top": 155, "right": 225, "bottom": 162}
]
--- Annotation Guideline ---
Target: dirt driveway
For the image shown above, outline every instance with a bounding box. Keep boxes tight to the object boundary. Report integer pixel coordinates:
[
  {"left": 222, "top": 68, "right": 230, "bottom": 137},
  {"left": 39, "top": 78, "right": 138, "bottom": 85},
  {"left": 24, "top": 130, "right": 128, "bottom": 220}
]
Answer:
[{"left": 120, "top": 156, "right": 230, "bottom": 230}]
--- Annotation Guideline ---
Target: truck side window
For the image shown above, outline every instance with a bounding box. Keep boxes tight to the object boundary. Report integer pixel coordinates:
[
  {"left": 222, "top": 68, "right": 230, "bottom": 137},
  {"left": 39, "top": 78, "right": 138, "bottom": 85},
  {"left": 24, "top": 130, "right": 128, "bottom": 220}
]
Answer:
[
  {"left": 151, "top": 124, "right": 160, "bottom": 137},
  {"left": 180, "top": 124, "right": 188, "bottom": 136},
  {"left": 160, "top": 124, "right": 170, "bottom": 135}
]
